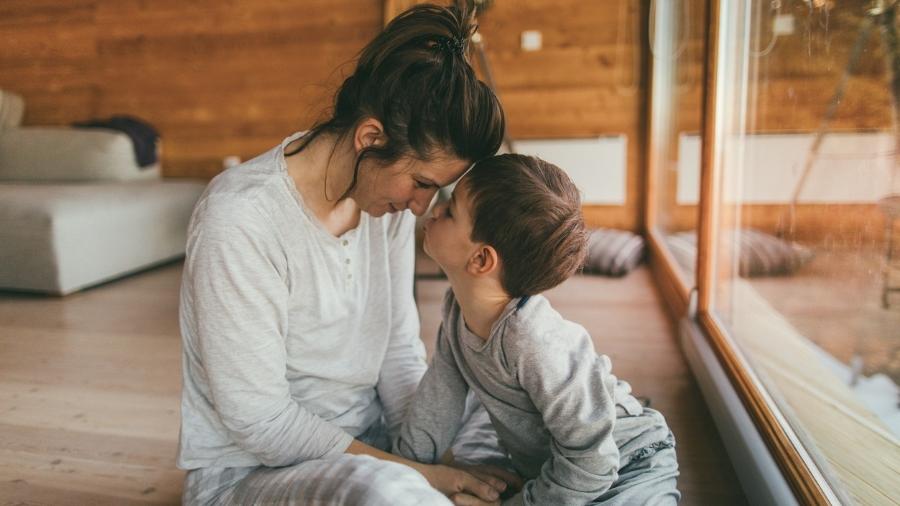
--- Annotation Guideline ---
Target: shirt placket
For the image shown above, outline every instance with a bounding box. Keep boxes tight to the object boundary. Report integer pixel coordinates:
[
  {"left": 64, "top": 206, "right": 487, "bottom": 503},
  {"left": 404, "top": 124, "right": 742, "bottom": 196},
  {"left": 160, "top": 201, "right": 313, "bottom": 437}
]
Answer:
[{"left": 341, "top": 238, "right": 352, "bottom": 286}]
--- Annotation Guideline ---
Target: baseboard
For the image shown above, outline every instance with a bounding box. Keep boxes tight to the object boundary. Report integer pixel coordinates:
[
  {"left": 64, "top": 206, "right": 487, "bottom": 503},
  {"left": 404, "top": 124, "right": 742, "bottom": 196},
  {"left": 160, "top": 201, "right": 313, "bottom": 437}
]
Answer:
[{"left": 679, "top": 316, "right": 799, "bottom": 506}]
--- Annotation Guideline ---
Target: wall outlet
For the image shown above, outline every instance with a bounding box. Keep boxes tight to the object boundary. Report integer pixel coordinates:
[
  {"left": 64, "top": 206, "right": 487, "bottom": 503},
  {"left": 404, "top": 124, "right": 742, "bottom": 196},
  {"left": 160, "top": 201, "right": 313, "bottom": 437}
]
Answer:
[{"left": 521, "top": 30, "right": 542, "bottom": 51}]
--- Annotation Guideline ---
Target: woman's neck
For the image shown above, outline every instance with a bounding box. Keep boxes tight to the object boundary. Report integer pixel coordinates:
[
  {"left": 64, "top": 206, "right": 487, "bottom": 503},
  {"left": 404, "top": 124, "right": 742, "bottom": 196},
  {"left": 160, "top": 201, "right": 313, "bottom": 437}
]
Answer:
[
  {"left": 285, "top": 132, "right": 361, "bottom": 235},
  {"left": 285, "top": 133, "right": 354, "bottom": 208}
]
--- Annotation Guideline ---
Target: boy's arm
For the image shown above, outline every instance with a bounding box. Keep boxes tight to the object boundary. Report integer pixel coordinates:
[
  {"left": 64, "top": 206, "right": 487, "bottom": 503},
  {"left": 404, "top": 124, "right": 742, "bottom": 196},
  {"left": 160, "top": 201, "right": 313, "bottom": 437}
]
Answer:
[
  {"left": 505, "top": 331, "right": 620, "bottom": 506},
  {"left": 393, "top": 324, "right": 470, "bottom": 463}
]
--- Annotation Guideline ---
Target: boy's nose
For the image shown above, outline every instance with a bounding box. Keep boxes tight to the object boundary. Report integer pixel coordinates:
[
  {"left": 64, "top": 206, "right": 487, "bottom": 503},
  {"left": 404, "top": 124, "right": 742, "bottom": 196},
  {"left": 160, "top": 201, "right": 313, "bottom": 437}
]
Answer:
[{"left": 431, "top": 201, "right": 445, "bottom": 219}]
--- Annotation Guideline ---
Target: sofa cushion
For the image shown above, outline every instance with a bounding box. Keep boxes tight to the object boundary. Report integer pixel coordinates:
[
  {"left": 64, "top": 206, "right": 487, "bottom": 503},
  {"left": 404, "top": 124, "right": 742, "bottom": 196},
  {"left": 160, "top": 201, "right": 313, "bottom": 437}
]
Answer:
[
  {"left": 0, "top": 180, "right": 205, "bottom": 294},
  {"left": 0, "top": 127, "right": 160, "bottom": 181}
]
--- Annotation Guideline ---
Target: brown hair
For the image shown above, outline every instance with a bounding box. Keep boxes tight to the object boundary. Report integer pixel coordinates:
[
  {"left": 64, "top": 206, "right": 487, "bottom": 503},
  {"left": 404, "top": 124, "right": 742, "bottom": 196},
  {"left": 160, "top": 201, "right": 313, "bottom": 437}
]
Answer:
[
  {"left": 462, "top": 154, "right": 588, "bottom": 297},
  {"left": 286, "top": 1, "right": 505, "bottom": 200}
]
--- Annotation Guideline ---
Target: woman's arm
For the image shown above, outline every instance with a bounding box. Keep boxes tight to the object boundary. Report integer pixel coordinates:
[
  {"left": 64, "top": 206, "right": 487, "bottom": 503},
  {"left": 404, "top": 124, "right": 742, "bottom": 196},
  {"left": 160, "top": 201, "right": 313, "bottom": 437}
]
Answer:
[
  {"left": 376, "top": 211, "right": 428, "bottom": 439},
  {"left": 185, "top": 196, "right": 352, "bottom": 466}
]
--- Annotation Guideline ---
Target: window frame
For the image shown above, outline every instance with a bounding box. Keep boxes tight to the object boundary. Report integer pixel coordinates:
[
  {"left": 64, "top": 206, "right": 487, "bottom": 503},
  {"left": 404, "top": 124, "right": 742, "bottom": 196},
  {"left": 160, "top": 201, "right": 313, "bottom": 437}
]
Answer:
[{"left": 643, "top": 1, "right": 843, "bottom": 503}]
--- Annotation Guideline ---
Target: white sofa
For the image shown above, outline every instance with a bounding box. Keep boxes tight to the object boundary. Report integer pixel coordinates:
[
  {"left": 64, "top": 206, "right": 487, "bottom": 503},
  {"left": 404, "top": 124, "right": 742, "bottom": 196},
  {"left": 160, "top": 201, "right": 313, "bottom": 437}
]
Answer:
[{"left": 0, "top": 91, "right": 205, "bottom": 294}]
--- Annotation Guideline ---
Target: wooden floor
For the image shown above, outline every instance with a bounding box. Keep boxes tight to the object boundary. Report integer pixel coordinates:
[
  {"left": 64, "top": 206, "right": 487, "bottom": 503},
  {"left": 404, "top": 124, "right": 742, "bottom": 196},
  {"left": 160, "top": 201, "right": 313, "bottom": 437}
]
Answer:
[{"left": 0, "top": 261, "right": 746, "bottom": 505}]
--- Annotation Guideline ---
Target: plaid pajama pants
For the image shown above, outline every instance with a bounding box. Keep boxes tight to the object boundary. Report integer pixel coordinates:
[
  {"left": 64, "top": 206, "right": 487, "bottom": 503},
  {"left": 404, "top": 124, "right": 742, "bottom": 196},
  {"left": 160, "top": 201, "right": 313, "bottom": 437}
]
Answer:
[{"left": 183, "top": 396, "right": 680, "bottom": 505}]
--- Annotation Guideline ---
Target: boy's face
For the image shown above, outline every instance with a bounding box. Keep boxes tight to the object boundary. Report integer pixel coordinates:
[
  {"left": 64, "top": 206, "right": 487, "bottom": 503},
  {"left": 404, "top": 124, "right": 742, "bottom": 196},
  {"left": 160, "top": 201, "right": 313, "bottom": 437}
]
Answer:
[{"left": 422, "top": 178, "right": 478, "bottom": 272}]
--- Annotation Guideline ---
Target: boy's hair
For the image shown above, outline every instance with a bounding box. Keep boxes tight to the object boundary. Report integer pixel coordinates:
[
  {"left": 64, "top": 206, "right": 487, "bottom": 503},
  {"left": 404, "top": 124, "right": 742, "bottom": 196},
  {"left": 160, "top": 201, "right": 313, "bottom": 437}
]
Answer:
[{"left": 463, "top": 154, "right": 588, "bottom": 297}]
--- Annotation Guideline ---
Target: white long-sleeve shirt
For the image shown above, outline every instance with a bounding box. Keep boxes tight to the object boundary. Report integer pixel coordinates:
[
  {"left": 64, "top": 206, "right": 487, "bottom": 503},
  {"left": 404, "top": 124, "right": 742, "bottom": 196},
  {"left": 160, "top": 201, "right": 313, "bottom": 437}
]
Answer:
[{"left": 177, "top": 132, "right": 427, "bottom": 469}]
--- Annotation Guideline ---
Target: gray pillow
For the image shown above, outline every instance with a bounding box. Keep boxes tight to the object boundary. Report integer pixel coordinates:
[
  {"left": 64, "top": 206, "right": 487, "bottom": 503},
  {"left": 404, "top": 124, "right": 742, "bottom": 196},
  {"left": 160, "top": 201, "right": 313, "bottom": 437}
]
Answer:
[
  {"left": 583, "top": 228, "right": 645, "bottom": 277},
  {"left": 0, "top": 127, "right": 159, "bottom": 182},
  {"left": 666, "top": 229, "right": 813, "bottom": 277}
]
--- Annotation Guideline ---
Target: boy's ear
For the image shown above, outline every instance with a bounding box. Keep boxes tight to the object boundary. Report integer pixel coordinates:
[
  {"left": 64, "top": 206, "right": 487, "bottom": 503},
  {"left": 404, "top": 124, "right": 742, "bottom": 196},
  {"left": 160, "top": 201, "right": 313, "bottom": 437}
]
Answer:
[
  {"left": 467, "top": 244, "right": 500, "bottom": 277},
  {"left": 354, "top": 117, "right": 385, "bottom": 152}
]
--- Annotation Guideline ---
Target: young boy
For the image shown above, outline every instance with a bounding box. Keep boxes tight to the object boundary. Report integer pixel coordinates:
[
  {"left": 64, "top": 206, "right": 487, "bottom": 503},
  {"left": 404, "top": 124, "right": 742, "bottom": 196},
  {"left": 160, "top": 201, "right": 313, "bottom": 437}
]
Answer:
[{"left": 394, "top": 154, "right": 680, "bottom": 505}]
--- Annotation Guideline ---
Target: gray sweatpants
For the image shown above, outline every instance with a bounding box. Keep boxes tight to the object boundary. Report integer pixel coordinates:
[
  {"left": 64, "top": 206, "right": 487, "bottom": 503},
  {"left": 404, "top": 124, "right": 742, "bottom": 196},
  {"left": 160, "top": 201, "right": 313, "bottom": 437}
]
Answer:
[{"left": 183, "top": 397, "right": 680, "bottom": 505}]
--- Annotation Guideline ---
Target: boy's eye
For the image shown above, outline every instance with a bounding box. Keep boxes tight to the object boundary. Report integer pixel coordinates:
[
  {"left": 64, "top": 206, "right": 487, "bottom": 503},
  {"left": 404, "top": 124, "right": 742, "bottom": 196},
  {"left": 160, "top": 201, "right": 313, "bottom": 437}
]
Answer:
[
  {"left": 445, "top": 205, "right": 452, "bottom": 218},
  {"left": 414, "top": 179, "right": 433, "bottom": 190}
]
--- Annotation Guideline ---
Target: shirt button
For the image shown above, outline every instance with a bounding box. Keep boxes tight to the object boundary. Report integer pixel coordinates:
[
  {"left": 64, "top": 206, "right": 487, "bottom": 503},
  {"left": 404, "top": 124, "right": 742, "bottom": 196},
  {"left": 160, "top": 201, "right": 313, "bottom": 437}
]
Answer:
[
  {"left": 342, "top": 240, "right": 349, "bottom": 246},
  {"left": 345, "top": 258, "right": 351, "bottom": 264},
  {"left": 347, "top": 273, "right": 352, "bottom": 279}
]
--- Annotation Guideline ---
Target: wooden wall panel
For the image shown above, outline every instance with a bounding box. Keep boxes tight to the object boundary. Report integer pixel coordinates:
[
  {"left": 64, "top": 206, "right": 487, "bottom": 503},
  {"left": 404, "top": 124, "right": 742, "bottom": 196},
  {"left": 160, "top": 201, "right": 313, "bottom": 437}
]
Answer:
[
  {"left": 2, "top": 0, "right": 651, "bottom": 230},
  {"left": 2, "top": 1, "right": 894, "bottom": 233},
  {"left": 476, "top": 0, "right": 649, "bottom": 231},
  {"left": 0, "top": 0, "right": 382, "bottom": 178}
]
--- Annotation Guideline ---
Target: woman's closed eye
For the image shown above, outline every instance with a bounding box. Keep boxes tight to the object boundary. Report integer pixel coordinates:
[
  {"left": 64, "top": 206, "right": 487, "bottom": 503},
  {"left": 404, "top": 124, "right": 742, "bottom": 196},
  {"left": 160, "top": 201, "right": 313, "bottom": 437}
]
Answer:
[{"left": 414, "top": 179, "right": 437, "bottom": 190}]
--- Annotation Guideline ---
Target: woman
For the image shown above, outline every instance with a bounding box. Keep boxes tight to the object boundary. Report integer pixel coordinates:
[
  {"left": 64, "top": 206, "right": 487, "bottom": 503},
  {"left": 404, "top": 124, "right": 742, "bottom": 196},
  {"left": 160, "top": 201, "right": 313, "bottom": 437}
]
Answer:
[{"left": 177, "top": 2, "right": 512, "bottom": 505}]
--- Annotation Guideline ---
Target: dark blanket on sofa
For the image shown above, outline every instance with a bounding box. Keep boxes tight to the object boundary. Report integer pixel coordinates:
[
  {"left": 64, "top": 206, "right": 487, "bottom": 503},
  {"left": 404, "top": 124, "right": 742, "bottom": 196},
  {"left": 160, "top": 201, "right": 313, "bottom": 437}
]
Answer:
[{"left": 73, "top": 115, "right": 160, "bottom": 168}]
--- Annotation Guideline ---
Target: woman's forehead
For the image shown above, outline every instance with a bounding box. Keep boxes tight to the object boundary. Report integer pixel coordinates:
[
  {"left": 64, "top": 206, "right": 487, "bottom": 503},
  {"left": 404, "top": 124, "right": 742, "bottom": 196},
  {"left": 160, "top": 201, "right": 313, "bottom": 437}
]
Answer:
[{"left": 414, "top": 155, "right": 470, "bottom": 184}]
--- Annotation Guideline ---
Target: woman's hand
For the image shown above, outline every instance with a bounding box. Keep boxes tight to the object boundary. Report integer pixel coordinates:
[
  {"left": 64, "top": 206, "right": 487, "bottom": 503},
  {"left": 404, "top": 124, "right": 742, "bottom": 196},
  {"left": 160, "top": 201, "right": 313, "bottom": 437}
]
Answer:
[
  {"left": 414, "top": 463, "right": 507, "bottom": 503},
  {"left": 450, "top": 464, "right": 523, "bottom": 496},
  {"left": 345, "top": 440, "right": 511, "bottom": 502},
  {"left": 448, "top": 493, "right": 500, "bottom": 506}
]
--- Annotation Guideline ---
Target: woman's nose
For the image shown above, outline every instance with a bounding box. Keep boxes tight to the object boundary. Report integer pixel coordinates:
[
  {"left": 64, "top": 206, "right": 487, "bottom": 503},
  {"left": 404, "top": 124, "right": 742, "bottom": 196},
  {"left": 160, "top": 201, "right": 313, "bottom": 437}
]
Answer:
[{"left": 409, "top": 190, "right": 436, "bottom": 217}]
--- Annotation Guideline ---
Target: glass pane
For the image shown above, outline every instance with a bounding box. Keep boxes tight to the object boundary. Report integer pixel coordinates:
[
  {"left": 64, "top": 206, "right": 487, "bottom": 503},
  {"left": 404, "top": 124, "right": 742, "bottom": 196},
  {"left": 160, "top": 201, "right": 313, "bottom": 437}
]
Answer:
[
  {"left": 711, "top": 0, "right": 900, "bottom": 503},
  {"left": 648, "top": 0, "right": 707, "bottom": 283}
]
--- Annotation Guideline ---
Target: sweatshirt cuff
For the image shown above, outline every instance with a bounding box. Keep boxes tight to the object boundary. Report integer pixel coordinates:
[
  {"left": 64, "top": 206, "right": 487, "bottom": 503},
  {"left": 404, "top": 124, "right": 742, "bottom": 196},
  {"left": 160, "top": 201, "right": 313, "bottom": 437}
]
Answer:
[{"left": 320, "top": 430, "right": 355, "bottom": 460}]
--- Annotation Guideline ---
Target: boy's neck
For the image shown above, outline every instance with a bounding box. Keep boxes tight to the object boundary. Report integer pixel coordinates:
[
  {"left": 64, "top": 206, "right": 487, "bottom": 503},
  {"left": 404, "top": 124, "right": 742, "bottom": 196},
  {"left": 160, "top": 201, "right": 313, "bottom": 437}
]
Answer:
[{"left": 448, "top": 275, "right": 512, "bottom": 341}]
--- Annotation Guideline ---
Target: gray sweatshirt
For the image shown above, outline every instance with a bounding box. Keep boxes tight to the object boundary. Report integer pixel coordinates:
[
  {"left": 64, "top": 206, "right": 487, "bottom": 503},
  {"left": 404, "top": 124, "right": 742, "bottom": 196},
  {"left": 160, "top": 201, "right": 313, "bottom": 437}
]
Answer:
[
  {"left": 395, "top": 289, "right": 662, "bottom": 506},
  {"left": 178, "top": 132, "right": 427, "bottom": 469}
]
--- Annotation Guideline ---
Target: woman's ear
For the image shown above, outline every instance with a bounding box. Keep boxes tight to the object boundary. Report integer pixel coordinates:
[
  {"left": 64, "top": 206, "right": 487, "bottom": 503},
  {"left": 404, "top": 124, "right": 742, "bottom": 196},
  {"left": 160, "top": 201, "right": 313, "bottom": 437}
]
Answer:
[
  {"left": 354, "top": 117, "right": 385, "bottom": 153},
  {"left": 467, "top": 245, "right": 500, "bottom": 277}
]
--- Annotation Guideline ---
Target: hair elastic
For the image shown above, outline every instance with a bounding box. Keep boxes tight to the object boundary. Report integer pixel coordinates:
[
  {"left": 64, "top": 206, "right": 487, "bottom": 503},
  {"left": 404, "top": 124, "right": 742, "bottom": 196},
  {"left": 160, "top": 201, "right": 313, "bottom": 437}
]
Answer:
[{"left": 436, "top": 36, "right": 466, "bottom": 57}]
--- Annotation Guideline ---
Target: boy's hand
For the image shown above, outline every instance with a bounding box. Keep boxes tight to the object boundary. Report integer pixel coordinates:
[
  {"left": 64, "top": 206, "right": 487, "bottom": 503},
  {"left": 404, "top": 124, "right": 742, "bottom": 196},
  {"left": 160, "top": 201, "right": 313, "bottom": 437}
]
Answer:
[{"left": 415, "top": 463, "right": 506, "bottom": 502}]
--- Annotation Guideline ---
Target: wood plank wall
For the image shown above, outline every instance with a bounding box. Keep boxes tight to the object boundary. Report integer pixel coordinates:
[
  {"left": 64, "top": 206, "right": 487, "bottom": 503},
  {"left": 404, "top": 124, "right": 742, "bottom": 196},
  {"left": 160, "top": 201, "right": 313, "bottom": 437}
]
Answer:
[
  {"left": 0, "top": 0, "right": 649, "bottom": 231},
  {"left": 474, "top": 0, "right": 649, "bottom": 230},
  {"left": 1, "top": 1, "right": 893, "bottom": 234},
  {"left": 0, "top": 0, "right": 383, "bottom": 179}
]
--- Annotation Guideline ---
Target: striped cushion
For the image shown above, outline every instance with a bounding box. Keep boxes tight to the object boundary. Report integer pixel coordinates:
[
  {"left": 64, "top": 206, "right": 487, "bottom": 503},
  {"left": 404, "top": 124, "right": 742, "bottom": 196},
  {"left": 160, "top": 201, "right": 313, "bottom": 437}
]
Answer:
[
  {"left": 666, "top": 229, "right": 813, "bottom": 277},
  {"left": 583, "top": 228, "right": 645, "bottom": 277}
]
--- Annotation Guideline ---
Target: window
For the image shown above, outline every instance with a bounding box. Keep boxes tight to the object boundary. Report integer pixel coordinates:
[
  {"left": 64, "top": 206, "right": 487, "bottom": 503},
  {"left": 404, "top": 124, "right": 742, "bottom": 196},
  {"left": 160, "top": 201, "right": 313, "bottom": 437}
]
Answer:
[
  {"left": 648, "top": 0, "right": 708, "bottom": 291},
  {"left": 708, "top": 1, "right": 900, "bottom": 503}
]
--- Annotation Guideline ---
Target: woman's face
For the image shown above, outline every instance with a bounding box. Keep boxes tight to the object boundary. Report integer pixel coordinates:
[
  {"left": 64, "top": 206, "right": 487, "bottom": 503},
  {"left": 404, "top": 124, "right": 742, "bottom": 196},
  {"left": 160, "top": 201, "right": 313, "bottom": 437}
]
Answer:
[{"left": 354, "top": 153, "right": 470, "bottom": 217}]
